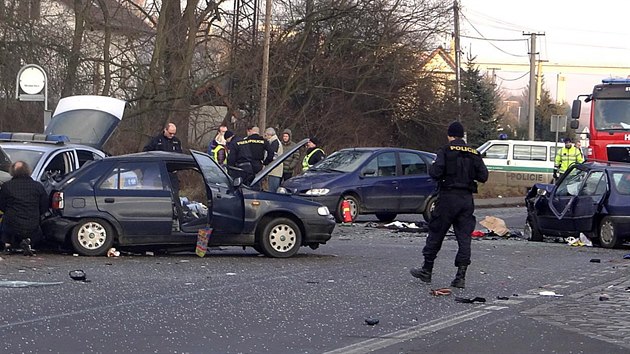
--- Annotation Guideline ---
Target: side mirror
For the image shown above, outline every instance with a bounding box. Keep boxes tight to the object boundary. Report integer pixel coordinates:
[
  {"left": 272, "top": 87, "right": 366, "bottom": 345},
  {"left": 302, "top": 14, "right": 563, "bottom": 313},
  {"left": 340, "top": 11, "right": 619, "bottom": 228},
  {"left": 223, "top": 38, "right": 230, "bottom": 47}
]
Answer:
[
  {"left": 570, "top": 119, "right": 579, "bottom": 129},
  {"left": 361, "top": 168, "right": 376, "bottom": 177},
  {"left": 571, "top": 100, "right": 581, "bottom": 119},
  {"left": 232, "top": 177, "right": 242, "bottom": 187},
  {"left": 537, "top": 189, "right": 548, "bottom": 197}
]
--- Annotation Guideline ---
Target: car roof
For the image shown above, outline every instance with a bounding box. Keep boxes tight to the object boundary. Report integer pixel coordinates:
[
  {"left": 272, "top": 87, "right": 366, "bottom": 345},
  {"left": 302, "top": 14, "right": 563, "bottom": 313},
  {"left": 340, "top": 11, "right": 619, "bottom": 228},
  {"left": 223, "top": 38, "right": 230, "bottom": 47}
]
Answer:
[
  {"left": 337, "top": 147, "right": 433, "bottom": 153},
  {"left": 0, "top": 141, "right": 102, "bottom": 152},
  {"left": 583, "top": 161, "right": 630, "bottom": 172},
  {"left": 101, "top": 151, "right": 193, "bottom": 162}
]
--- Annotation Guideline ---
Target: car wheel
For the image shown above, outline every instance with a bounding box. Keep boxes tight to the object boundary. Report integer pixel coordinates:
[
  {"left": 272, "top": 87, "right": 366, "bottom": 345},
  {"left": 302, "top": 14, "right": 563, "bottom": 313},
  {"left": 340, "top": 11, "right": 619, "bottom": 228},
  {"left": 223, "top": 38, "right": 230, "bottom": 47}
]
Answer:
[
  {"left": 258, "top": 217, "right": 302, "bottom": 258},
  {"left": 71, "top": 218, "right": 115, "bottom": 256},
  {"left": 423, "top": 197, "right": 437, "bottom": 223},
  {"left": 524, "top": 216, "right": 543, "bottom": 242},
  {"left": 598, "top": 217, "right": 622, "bottom": 249},
  {"left": 335, "top": 195, "right": 359, "bottom": 223},
  {"left": 375, "top": 213, "right": 397, "bottom": 222}
]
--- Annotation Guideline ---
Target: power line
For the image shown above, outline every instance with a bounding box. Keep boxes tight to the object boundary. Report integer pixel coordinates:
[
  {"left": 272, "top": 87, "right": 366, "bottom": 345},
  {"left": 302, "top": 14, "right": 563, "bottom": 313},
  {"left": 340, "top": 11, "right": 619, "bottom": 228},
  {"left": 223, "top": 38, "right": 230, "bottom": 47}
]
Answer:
[
  {"left": 461, "top": 35, "right": 527, "bottom": 42},
  {"left": 461, "top": 13, "right": 528, "bottom": 58},
  {"left": 496, "top": 72, "right": 530, "bottom": 81},
  {"left": 462, "top": 8, "right": 527, "bottom": 32}
]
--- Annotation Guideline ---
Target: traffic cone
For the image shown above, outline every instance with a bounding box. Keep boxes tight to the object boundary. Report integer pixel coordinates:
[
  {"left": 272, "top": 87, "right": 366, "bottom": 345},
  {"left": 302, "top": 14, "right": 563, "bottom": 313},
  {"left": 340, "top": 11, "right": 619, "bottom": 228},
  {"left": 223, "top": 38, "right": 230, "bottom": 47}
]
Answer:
[{"left": 341, "top": 200, "right": 353, "bottom": 225}]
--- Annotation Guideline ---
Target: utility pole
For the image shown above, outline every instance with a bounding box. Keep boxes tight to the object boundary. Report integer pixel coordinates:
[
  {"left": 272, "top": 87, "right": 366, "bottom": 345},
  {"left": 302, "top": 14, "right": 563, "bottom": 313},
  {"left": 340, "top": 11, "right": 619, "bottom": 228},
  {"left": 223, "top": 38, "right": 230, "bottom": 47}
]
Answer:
[
  {"left": 487, "top": 67, "right": 501, "bottom": 86},
  {"left": 259, "top": 0, "right": 272, "bottom": 129},
  {"left": 524, "top": 32, "right": 545, "bottom": 140},
  {"left": 453, "top": 0, "right": 462, "bottom": 121}
]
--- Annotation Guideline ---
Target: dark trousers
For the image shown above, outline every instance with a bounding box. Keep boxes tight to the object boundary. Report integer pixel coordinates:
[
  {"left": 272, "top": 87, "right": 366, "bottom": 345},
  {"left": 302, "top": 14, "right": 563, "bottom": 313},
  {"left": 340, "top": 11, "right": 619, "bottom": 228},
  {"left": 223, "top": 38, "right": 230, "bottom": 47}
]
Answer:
[
  {"left": 281, "top": 171, "right": 293, "bottom": 182},
  {"left": 422, "top": 192, "right": 475, "bottom": 267},
  {"left": 1, "top": 222, "right": 42, "bottom": 247}
]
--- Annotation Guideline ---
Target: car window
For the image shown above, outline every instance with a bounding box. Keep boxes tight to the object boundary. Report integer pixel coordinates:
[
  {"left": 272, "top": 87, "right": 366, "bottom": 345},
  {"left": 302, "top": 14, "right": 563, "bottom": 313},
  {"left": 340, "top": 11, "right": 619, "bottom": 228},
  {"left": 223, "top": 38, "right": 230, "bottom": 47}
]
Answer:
[
  {"left": 377, "top": 152, "right": 397, "bottom": 177},
  {"left": 579, "top": 171, "right": 606, "bottom": 196},
  {"left": 555, "top": 168, "right": 587, "bottom": 196},
  {"left": 513, "top": 145, "right": 547, "bottom": 161},
  {"left": 612, "top": 172, "right": 630, "bottom": 195},
  {"left": 191, "top": 152, "right": 231, "bottom": 187},
  {"left": 314, "top": 150, "right": 371, "bottom": 173},
  {"left": 77, "top": 149, "right": 102, "bottom": 167},
  {"left": 400, "top": 152, "right": 427, "bottom": 175},
  {"left": 484, "top": 144, "right": 508, "bottom": 159},
  {"left": 45, "top": 151, "right": 75, "bottom": 177},
  {"left": 2, "top": 147, "right": 44, "bottom": 172},
  {"left": 100, "top": 162, "right": 164, "bottom": 190}
]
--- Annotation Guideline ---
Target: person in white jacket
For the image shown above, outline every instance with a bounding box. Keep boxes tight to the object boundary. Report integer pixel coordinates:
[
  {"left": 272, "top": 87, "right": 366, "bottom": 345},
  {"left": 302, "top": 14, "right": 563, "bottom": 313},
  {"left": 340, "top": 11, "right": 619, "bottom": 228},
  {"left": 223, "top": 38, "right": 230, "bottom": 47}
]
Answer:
[{"left": 264, "top": 127, "right": 283, "bottom": 192}]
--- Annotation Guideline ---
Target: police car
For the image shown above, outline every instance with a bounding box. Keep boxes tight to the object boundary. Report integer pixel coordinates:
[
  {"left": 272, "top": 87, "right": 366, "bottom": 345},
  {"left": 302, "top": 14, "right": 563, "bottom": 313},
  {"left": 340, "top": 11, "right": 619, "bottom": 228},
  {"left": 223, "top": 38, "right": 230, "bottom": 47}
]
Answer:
[{"left": 0, "top": 96, "right": 125, "bottom": 185}]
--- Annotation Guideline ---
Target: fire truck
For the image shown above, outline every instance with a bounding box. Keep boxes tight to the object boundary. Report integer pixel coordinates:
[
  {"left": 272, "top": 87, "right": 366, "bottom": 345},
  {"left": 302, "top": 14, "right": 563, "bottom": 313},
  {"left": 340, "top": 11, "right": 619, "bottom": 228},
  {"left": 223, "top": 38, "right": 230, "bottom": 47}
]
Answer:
[{"left": 572, "top": 78, "right": 630, "bottom": 162}]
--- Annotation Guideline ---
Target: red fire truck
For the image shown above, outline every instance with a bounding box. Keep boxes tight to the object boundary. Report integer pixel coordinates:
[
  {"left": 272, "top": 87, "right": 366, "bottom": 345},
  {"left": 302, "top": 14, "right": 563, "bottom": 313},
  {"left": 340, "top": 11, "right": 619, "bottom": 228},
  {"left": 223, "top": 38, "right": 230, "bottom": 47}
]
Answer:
[{"left": 572, "top": 78, "right": 630, "bottom": 162}]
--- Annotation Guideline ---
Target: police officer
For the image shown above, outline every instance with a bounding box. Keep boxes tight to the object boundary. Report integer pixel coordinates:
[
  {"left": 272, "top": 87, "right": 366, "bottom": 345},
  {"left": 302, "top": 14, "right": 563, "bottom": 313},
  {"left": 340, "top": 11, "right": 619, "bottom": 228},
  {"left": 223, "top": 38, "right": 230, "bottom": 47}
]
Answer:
[
  {"left": 410, "top": 121, "right": 488, "bottom": 289},
  {"left": 554, "top": 137, "right": 584, "bottom": 179},
  {"left": 302, "top": 137, "right": 325, "bottom": 172},
  {"left": 228, "top": 127, "right": 273, "bottom": 187},
  {"left": 143, "top": 123, "right": 183, "bottom": 153}
]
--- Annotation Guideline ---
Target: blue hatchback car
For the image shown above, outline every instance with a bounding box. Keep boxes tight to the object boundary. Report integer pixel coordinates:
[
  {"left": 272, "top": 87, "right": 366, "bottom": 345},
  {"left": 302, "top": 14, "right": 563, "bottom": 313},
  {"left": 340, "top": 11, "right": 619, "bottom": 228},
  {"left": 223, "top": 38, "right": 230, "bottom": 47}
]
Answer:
[
  {"left": 280, "top": 147, "right": 437, "bottom": 223},
  {"left": 525, "top": 161, "right": 630, "bottom": 248}
]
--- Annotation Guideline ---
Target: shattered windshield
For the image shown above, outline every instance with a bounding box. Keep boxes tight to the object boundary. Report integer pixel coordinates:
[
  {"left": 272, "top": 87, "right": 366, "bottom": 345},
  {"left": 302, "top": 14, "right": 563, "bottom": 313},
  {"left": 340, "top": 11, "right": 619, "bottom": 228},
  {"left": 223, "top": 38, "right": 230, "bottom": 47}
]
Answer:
[
  {"left": 593, "top": 99, "right": 630, "bottom": 130},
  {"left": 310, "top": 150, "right": 371, "bottom": 173}
]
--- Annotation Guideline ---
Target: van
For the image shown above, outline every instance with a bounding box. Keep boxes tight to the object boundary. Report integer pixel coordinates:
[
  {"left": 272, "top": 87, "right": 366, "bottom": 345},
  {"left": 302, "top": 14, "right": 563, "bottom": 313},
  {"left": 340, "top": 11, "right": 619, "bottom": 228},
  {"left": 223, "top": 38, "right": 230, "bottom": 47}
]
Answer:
[{"left": 476, "top": 140, "right": 563, "bottom": 187}]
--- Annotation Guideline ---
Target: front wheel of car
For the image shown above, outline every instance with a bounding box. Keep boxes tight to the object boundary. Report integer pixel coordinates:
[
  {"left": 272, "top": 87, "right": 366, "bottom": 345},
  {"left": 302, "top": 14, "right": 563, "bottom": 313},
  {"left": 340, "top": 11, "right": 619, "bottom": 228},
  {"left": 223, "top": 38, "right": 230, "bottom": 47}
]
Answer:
[
  {"left": 598, "top": 217, "right": 622, "bottom": 249},
  {"left": 71, "top": 218, "right": 115, "bottom": 256},
  {"left": 524, "top": 216, "right": 543, "bottom": 242},
  {"left": 335, "top": 195, "right": 359, "bottom": 223},
  {"left": 258, "top": 217, "right": 302, "bottom": 258}
]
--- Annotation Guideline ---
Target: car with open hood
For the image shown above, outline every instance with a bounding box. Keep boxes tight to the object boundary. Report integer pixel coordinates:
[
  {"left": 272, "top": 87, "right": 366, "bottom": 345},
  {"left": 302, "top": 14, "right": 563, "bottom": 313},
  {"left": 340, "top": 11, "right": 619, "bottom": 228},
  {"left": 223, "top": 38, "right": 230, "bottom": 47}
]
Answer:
[
  {"left": 279, "top": 147, "right": 437, "bottom": 223},
  {"left": 0, "top": 95, "right": 125, "bottom": 184},
  {"left": 525, "top": 161, "right": 630, "bottom": 248},
  {"left": 41, "top": 139, "right": 335, "bottom": 257}
]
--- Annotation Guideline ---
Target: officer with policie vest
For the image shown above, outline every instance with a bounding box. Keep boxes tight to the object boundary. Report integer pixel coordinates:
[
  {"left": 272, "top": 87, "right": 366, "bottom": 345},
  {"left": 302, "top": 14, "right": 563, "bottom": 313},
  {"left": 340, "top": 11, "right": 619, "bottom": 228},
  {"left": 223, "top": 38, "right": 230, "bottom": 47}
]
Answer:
[
  {"left": 302, "top": 137, "right": 325, "bottom": 171},
  {"left": 410, "top": 121, "right": 488, "bottom": 289},
  {"left": 554, "top": 137, "right": 584, "bottom": 180}
]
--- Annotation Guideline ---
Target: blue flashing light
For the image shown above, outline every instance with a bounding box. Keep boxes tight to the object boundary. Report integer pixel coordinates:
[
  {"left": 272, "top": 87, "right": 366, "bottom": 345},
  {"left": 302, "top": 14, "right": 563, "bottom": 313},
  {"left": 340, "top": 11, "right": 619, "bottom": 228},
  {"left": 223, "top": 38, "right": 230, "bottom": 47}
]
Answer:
[
  {"left": 602, "top": 78, "right": 630, "bottom": 84},
  {"left": 45, "top": 135, "right": 70, "bottom": 143},
  {"left": 0, "top": 132, "right": 70, "bottom": 143}
]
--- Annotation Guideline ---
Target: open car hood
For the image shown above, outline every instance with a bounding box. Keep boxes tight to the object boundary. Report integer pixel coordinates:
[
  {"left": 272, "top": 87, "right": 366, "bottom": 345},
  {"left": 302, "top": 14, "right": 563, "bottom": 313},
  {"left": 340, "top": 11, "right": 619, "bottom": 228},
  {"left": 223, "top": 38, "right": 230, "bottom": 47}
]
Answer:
[
  {"left": 250, "top": 138, "right": 309, "bottom": 187},
  {"left": 45, "top": 95, "right": 126, "bottom": 149}
]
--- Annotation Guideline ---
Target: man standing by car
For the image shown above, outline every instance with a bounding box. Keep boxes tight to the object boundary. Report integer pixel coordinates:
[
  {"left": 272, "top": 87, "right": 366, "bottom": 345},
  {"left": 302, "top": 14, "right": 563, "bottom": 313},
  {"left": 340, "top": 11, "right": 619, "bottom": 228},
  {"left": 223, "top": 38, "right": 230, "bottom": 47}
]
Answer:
[
  {"left": 228, "top": 127, "right": 273, "bottom": 188},
  {"left": 410, "top": 121, "right": 488, "bottom": 289},
  {"left": 554, "top": 137, "right": 584, "bottom": 179},
  {"left": 302, "top": 137, "right": 325, "bottom": 172},
  {"left": 143, "top": 123, "right": 183, "bottom": 153},
  {"left": 281, "top": 129, "right": 300, "bottom": 181},
  {"left": 0, "top": 161, "right": 48, "bottom": 256},
  {"left": 264, "top": 127, "right": 283, "bottom": 192}
]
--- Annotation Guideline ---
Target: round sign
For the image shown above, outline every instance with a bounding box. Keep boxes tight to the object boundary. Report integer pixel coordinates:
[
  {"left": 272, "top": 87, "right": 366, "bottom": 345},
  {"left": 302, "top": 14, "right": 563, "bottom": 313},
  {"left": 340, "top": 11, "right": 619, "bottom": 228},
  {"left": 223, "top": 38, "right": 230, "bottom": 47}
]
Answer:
[{"left": 19, "top": 66, "right": 45, "bottom": 95}]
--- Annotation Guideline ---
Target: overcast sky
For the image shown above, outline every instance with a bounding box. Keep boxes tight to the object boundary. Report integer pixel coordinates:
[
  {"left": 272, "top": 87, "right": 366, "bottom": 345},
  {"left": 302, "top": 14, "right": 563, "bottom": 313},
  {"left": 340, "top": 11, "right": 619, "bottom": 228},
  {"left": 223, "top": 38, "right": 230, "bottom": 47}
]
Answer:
[{"left": 457, "top": 0, "right": 630, "bottom": 102}]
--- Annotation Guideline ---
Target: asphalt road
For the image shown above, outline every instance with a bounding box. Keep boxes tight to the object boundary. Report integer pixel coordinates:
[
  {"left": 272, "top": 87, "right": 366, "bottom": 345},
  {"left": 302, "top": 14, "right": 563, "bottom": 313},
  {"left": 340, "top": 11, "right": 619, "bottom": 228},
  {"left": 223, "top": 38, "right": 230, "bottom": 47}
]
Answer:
[{"left": 1, "top": 206, "right": 629, "bottom": 354}]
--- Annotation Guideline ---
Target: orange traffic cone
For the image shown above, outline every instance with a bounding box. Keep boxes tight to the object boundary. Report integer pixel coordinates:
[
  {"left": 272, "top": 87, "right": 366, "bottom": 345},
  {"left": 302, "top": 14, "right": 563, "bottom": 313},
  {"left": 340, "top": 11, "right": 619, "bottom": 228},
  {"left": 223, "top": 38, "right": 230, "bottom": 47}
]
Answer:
[{"left": 341, "top": 200, "right": 353, "bottom": 224}]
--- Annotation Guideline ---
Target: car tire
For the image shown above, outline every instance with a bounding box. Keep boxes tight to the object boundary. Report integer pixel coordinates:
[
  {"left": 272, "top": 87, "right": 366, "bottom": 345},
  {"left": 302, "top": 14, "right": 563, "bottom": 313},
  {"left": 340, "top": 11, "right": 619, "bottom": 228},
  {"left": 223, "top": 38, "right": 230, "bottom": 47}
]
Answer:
[
  {"left": 598, "top": 217, "right": 622, "bottom": 249},
  {"left": 335, "top": 195, "right": 359, "bottom": 223},
  {"left": 423, "top": 197, "right": 437, "bottom": 223},
  {"left": 71, "top": 218, "right": 115, "bottom": 256},
  {"left": 525, "top": 216, "right": 543, "bottom": 242},
  {"left": 258, "top": 217, "right": 302, "bottom": 258},
  {"left": 375, "top": 213, "right": 397, "bottom": 222}
]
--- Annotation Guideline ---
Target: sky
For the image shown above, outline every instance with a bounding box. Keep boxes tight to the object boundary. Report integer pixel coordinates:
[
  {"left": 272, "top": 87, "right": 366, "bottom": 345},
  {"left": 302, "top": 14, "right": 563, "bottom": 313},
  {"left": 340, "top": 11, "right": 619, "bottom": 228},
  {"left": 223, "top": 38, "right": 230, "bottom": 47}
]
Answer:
[{"left": 456, "top": 0, "right": 630, "bottom": 104}]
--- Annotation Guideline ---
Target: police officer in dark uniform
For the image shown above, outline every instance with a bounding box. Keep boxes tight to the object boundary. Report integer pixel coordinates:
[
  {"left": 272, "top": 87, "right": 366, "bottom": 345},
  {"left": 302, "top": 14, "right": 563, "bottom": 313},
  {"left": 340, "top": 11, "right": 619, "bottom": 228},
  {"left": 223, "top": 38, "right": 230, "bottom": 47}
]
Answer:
[
  {"left": 142, "top": 123, "right": 183, "bottom": 153},
  {"left": 227, "top": 126, "right": 274, "bottom": 187},
  {"left": 410, "top": 121, "right": 488, "bottom": 289}
]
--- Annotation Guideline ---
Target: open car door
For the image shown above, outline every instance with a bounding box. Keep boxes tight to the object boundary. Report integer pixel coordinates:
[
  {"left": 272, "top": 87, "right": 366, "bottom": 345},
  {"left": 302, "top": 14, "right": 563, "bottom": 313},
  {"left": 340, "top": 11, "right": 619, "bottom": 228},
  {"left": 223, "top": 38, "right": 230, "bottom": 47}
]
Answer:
[{"left": 45, "top": 95, "right": 126, "bottom": 150}]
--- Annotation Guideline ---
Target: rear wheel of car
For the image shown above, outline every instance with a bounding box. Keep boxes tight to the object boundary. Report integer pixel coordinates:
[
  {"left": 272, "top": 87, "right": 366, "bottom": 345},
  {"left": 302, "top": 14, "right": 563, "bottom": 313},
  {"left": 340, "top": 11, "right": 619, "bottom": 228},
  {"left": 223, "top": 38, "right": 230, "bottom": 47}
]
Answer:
[
  {"left": 524, "top": 216, "right": 543, "bottom": 242},
  {"left": 71, "top": 218, "right": 115, "bottom": 256},
  {"left": 423, "top": 197, "right": 437, "bottom": 223},
  {"left": 598, "top": 217, "right": 622, "bottom": 249},
  {"left": 375, "top": 213, "right": 397, "bottom": 222},
  {"left": 335, "top": 195, "right": 359, "bottom": 223},
  {"left": 258, "top": 217, "right": 302, "bottom": 258}
]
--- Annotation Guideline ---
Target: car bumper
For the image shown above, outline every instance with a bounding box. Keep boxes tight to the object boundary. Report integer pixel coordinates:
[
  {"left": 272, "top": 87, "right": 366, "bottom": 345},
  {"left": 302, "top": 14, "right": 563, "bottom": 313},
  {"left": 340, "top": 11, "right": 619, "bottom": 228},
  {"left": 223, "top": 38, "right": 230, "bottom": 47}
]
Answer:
[
  {"left": 297, "top": 195, "right": 339, "bottom": 213},
  {"left": 41, "top": 216, "right": 77, "bottom": 243},
  {"left": 303, "top": 214, "right": 336, "bottom": 243}
]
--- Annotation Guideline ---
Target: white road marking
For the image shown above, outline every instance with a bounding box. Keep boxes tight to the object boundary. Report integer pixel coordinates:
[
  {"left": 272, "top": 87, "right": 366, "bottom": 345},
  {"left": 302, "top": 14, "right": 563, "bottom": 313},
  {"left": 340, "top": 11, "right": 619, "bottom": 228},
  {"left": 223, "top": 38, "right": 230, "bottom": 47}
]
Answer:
[{"left": 324, "top": 310, "right": 491, "bottom": 354}]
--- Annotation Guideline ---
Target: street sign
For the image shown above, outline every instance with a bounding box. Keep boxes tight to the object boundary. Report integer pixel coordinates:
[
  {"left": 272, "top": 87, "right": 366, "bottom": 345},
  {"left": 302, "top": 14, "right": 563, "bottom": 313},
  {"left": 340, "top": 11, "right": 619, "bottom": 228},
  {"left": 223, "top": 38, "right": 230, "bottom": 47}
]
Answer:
[{"left": 550, "top": 115, "right": 567, "bottom": 133}]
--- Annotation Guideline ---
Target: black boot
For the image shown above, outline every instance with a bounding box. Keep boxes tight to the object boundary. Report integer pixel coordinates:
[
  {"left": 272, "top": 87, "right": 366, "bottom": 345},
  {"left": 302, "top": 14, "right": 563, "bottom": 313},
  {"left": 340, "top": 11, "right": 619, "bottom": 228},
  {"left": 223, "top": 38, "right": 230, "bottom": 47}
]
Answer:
[
  {"left": 410, "top": 262, "right": 433, "bottom": 283},
  {"left": 450, "top": 266, "right": 467, "bottom": 288}
]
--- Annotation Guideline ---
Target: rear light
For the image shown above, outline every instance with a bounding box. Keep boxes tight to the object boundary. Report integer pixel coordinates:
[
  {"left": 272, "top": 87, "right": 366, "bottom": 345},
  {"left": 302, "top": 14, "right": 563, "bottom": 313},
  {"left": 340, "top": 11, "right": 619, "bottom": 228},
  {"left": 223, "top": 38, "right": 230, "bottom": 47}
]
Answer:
[{"left": 52, "top": 192, "right": 64, "bottom": 210}]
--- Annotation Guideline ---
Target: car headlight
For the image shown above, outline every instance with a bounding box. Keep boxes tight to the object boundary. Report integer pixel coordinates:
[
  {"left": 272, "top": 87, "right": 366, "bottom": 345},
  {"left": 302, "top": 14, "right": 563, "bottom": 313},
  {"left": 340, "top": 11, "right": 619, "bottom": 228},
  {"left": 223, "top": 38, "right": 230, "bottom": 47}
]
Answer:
[
  {"left": 317, "top": 206, "right": 330, "bottom": 216},
  {"left": 305, "top": 188, "right": 330, "bottom": 196},
  {"left": 276, "top": 187, "right": 289, "bottom": 194}
]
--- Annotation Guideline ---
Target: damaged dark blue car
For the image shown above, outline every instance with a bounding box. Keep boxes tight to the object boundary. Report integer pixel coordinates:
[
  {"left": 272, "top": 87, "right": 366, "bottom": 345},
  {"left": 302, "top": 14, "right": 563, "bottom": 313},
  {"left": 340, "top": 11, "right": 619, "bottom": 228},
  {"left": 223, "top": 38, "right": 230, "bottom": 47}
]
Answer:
[{"left": 525, "top": 161, "right": 630, "bottom": 248}]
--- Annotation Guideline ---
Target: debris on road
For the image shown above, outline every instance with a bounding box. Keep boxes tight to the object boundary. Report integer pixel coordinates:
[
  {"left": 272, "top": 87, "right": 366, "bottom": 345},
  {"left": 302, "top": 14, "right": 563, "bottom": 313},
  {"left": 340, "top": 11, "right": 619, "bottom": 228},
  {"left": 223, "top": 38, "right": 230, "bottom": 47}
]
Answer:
[
  {"left": 0, "top": 280, "right": 63, "bottom": 288},
  {"left": 497, "top": 296, "right": 510, "bottom": 300},
  {"left": 107, "top": 247, "right": 120, "bottom": 257},
  {"left": 455, "top": 296, "right": 486, "bottom": 304},
  {"left": 539, "top": 290, "right": 563, "bottom": 297},
  {"left": 430, "top": 288, "right": 452, "bottom": 296},
  {"left": 590, "top": 258, "right": 601, "bottom": 263},
  {"left": 69, "top": 269, "right": 91, "bottom": 283},
  {"left": 365, "top": 318, "right": 379, "bottom": 326},
  {"left": 479, "top": 216, "right": 509, "bottom": 237},
  {"left": 599, "top": 294, "right": 610, "bottom": 301}
]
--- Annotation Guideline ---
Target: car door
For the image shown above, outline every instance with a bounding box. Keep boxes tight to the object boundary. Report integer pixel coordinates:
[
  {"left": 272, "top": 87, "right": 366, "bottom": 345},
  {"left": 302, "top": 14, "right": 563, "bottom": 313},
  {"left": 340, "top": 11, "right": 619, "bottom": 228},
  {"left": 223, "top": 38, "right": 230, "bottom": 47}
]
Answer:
[
  {"left": 95, "top": 161, "right": 173, "bottom": 236},
  {"left": 570, "top": 170, "right": 607, "bottom": 232},
  {"left": 397, "top": 152, "right": 434, "bottom": 211},
  {"left": 538, "top": 167, "right": 587, "bottom": 232},
  {"left": 190, "top": 150, "right": 244, "bottom": 234},
  {"left": 359, "top": 152, "right": 399, "bottom": 212}
]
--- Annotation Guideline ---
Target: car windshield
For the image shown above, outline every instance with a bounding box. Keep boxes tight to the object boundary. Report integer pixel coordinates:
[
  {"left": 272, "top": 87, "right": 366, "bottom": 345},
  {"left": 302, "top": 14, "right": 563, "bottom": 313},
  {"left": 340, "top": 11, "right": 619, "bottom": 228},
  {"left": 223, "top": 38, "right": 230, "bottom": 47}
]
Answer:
[
  {"left": 594, "top": 99, "right": 630, "bottom": 131},
  {"left": 555, "top": 167, "right": 587, "bottom": 196},
  {"left": 311, "top": 150, "right": 371, "bottom": 173},
  {"left": 1, "top": 147, "right": 44, "bottom": 172}
]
